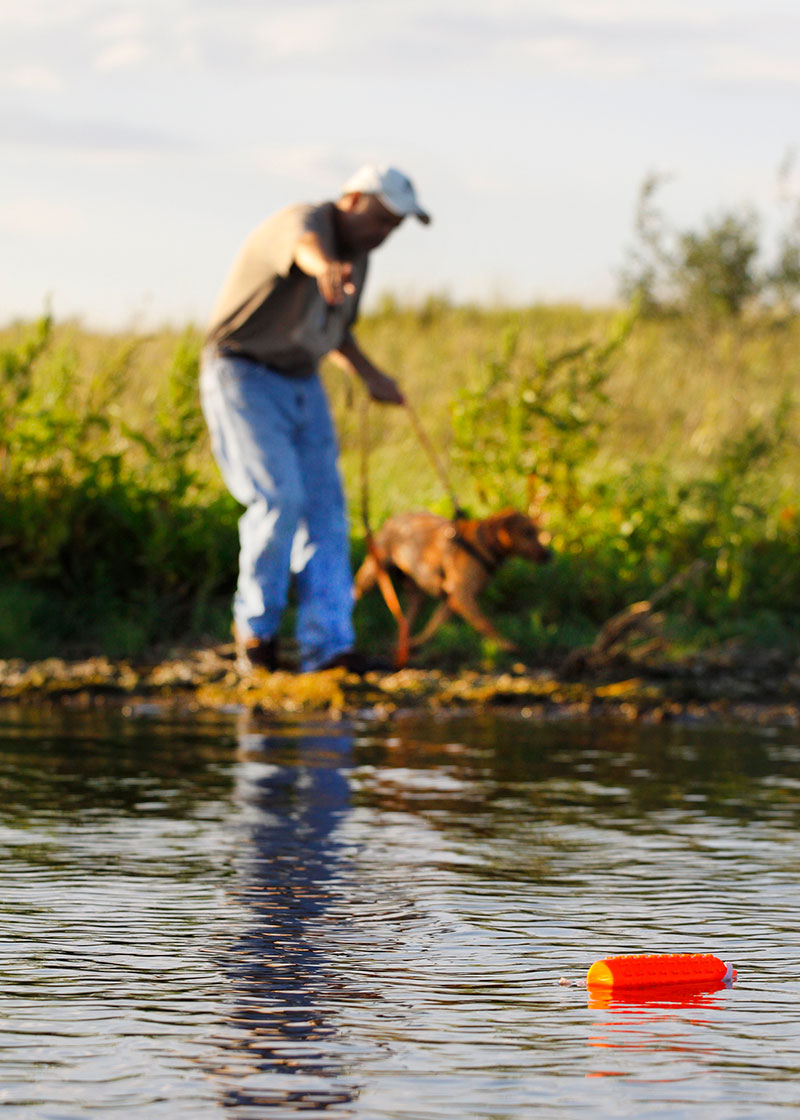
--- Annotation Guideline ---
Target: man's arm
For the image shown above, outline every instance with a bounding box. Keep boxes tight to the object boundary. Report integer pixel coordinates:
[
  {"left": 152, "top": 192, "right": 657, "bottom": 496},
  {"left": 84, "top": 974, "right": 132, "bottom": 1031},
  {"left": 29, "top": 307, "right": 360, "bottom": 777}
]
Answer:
[
  {"left": 294, "top": 228, "right": 403, "bottom": 405},
  {"left": 328, "top": 335, "right": 405, "bottom": 405},
  {"left": 294, "top": 231, "right": 356, "bottom": 305}
]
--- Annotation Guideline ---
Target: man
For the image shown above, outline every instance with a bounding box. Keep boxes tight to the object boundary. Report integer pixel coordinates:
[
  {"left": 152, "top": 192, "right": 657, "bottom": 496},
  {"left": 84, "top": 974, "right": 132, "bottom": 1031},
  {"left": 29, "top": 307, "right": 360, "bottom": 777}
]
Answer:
[{"left": 200, "top": 165, "right": 431, "bottom": 673}]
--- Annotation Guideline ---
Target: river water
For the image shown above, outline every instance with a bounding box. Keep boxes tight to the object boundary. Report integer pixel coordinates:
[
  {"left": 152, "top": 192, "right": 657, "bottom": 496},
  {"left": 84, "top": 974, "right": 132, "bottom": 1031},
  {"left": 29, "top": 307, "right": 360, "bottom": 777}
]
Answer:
[{"left": 1, "top": 704, "right": 799, "bottom": 1119}]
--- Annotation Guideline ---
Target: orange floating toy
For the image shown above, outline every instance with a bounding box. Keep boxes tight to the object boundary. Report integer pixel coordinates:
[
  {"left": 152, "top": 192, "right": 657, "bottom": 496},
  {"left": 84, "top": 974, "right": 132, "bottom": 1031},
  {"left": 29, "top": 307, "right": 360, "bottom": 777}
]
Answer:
[{"left": 587, "top": 953, "right": 736, "bottom": 989}]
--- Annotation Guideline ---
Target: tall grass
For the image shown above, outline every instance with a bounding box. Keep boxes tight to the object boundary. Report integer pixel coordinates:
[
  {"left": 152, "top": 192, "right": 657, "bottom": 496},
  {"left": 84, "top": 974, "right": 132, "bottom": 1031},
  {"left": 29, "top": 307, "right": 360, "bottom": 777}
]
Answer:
[
  {"left": 0, "top": 316, "right": 237, "bottom": 656},
  {"left": 1, "top": 302, "right": 798, "bottom": 661}
]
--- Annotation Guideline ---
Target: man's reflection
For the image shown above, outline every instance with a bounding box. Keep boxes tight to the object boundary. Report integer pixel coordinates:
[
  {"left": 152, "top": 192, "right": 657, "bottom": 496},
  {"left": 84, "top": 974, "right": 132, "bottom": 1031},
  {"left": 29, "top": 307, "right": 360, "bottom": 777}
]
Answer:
[{"left": 215, "top": 718, "right": 360, "bottom": 1116}]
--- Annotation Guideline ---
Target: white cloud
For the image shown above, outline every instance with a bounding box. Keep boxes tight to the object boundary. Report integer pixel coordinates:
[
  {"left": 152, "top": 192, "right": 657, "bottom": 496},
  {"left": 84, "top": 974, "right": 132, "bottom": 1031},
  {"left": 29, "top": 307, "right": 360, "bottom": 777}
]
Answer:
[
  {"left": 708, "top": 45, "right": 800, "bottom": 88},
  {"left": 0, "top": 1, "right": 95, "bottom": 29},
  {"left": 93, "top": 12, "right": 146, "bottom": 40},
  {"left": 254, "top": 8, "right": 346, "bottom": 59},
  {"left": 254, "top": 145, "right": 357, "bottom": 185},
  {"left": 0, "top": 197, "right": 85, "bottom": 236},
  {"left": 165, "top": 0, "right": 745, "bottom": 80},
  {"left": 0, "top": 103, "right": 187, "bottom": 156},
  {"left": 502, "top": 32, "right": 645, "bottom": 77},
  {"left": 1, "top": 0, "right": 788, "bottom": 87},
  {"left": 94, "top": 38, "right": 149, "bottom": 71},
  {"left": 7, "top": 64, "right": 61, "bottom": 90},
  {"left": 553, "top": 0, "right": 718, "bottom": 27}
]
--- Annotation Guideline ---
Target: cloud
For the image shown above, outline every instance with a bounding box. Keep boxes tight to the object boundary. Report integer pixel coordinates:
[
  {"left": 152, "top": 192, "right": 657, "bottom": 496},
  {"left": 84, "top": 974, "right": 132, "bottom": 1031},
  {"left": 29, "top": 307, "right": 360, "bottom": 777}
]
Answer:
[
  {"left": 166, "top": 0, "right": 753, "bottom": 82},
  {"left": 707, "top": 45, "right": 800, "bottom": 90},
  {"left": 94, "top": 39, "right": 149, "bottom": 71},
  {"left": 0, "top": 1, "right": 94, "bottom": 31},
  {"left": 92, "top": 12, "right": 146, "bottom": 40},
  {"left": 6, "top": 64, "right": 61, "bottom": 90},
  {"left": 91, "top": 10, "right": 150, "bottom": 71},
  {"left": 0, "top": 197, "right": 85, "bottom": 236},
  {"left": 253, "top": 145, "right": 358, "bottom": 185},
  {"left": 502, "top": 32, "right": 645, "bottom": 77},
  {"left": 553, "top": 0, "right": 717, "bottom": 27},
  {"left": 2, "top": 0, "right": 796, "bottom": 89},
  {"left": 0, "top": 101, "right": 189, "bottom": 155}
]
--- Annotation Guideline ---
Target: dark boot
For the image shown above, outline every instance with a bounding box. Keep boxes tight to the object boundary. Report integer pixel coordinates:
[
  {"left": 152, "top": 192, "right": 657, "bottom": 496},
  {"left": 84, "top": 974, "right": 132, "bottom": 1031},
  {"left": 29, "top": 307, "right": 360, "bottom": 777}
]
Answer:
[{"left": 233, "top": 626, "right": 279, "bottom": 674}]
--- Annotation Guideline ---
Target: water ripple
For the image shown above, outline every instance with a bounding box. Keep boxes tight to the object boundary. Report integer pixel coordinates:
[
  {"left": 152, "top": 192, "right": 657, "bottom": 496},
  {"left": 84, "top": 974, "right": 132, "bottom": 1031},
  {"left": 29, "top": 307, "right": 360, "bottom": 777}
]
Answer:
[{"left": 1, "top": 711, "right": 800, "bottom": 1117}]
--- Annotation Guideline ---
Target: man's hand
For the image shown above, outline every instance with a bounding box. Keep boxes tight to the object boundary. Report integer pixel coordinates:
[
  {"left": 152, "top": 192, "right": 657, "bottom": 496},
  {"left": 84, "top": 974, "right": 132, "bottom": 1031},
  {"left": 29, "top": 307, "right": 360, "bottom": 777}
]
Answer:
[
  {"left": 328, "top": 337, "right": 404, "bottom": 406},
  {"left": 317, "top": 260, "right": 356, "bottom": 306},
  {"left": 360, "top": 367, "right": 405, "bottom": 405},
  {"left": 294, "top": 233, "right": 355, "bottom": 305}
]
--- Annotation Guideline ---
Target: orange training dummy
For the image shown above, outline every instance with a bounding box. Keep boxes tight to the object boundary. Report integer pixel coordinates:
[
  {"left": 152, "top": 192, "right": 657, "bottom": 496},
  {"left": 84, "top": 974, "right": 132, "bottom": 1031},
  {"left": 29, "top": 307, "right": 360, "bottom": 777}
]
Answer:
[{"left": 587, "top": 953, "right": 737, "bottom": 989}]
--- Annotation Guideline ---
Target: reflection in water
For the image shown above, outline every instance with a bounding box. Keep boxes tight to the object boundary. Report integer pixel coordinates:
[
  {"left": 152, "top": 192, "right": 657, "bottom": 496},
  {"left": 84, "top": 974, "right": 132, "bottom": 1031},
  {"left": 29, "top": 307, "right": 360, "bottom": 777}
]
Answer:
[
  {"left": 587, "top": 982, "right": 735, "bottom": 1078},
  {"left": 211, "top": 720, "right": 360, "bottom": 1116},
  {"left": 2, "top": 707, "right": 800, "bottom": 1117},
  {"left": 0, "top": 708, "right": 244, "bottom": 1119},
  {"left": 587, "top": 980, "right": 731, "bottom": 1012}
]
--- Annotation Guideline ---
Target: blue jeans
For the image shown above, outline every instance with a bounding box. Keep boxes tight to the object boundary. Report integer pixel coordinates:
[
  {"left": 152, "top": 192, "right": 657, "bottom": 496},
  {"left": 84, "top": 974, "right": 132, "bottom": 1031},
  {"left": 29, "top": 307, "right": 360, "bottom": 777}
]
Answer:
[{"left": 200, "top": 350, "right": 355, "bottom": 670}]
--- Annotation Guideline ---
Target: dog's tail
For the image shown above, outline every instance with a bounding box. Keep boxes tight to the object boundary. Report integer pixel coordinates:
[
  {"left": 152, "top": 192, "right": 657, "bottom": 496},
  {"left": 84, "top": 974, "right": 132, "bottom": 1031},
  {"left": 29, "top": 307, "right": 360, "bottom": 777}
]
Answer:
[
  {"left": 353, "top": 554, "right": 379, "bottom": 598},
  {"left": 355, "top": 542, "right": 409, "bottom": 669}
]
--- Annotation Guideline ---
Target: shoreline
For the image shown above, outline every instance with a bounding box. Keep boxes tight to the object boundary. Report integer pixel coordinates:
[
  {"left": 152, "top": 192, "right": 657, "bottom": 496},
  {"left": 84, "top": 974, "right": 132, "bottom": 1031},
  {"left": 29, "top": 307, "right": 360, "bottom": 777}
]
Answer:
[{"left": 2, "top": 644, "right": 799, "bottom": 727}]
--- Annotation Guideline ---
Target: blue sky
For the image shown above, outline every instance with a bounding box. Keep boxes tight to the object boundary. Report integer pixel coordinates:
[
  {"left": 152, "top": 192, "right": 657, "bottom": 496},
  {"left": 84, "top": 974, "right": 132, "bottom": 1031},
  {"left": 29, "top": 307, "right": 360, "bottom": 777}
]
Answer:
[{"left": 2, "top": 0, "right": 800, "bottom": 328}]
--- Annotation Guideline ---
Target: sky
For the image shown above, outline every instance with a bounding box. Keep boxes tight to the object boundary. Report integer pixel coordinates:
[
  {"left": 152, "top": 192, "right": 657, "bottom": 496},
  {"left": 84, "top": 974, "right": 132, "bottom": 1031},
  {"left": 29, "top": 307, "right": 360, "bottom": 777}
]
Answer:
[{"left": 2, "top": 0, "right": 800, "bottom": 329}]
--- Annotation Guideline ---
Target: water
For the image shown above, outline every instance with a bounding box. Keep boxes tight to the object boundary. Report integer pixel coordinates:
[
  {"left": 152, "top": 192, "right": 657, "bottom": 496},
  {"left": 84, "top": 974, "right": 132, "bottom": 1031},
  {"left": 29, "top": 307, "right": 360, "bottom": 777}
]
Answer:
[{"left": 1, "top": 705, "right": 799, "bottom": 1119}]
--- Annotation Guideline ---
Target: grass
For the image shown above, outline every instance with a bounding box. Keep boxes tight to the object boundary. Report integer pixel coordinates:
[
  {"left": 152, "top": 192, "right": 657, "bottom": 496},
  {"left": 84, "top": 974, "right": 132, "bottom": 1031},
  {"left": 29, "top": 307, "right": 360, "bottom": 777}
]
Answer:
[{"left": 1, "top": 301, "right": 799, "bottom": 665}]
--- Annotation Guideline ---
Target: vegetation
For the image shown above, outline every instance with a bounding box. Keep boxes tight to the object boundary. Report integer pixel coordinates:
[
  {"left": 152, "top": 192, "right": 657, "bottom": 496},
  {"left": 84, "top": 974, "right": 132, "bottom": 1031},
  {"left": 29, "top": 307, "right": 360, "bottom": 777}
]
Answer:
[
  {"left": 1, "top": 294, "right": 798, "bottom": 666},
  {"left": 366, "top": 300, "right": 800, "bottom": 661},
  {"left": 0, "top": 316, "right": 238, "bottom": 657},
  {"left": 620, "top": 162, "right": 800, "bottom": 319},
  {"left": 2, "top": 178, "right": 800, "bottom": 664}
]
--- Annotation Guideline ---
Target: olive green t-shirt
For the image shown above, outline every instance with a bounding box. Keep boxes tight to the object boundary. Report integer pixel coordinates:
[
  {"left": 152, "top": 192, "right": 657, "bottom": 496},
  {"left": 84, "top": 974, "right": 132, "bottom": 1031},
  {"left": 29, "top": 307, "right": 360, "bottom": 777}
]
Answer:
[{"left": 205, "top": 201, "right": 368, "bottom": 377}]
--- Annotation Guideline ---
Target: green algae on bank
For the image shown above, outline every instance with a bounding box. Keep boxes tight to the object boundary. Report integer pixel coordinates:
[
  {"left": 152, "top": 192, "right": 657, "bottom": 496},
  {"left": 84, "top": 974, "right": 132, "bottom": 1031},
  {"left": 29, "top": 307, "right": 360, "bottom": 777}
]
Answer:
[{"left": 2, "top": 645, "right": 800, "bottom": 725}]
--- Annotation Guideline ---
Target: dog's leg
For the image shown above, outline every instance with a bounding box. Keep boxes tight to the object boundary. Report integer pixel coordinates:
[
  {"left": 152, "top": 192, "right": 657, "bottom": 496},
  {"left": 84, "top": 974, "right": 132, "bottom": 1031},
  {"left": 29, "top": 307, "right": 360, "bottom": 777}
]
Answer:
[
  {"left": 402, "top": 585, "right": 426, "bottom": 632},
  {"left": 353, "top": 555, "right": 379, "bottom": 598},
  {"left": 447, "top": 594, "right": 518, "bottom": 651},
  {"left": 408, "top": 599, "right": 453, "bottom": 648}
]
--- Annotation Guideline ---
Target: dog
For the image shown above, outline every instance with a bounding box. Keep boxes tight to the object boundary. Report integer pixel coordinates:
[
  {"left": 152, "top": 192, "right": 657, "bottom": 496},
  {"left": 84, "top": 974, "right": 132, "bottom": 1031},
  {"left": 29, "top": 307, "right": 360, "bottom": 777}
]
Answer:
[{"left": 354, "top": 509, "right": 552, "bottom": 654}]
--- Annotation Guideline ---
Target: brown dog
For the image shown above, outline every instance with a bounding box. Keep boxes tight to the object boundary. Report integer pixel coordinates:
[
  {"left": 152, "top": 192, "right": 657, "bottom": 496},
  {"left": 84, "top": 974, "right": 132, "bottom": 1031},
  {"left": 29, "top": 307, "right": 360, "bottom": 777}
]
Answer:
[{"left": 354, "top": 509, "right": 552, "bottom": 653}]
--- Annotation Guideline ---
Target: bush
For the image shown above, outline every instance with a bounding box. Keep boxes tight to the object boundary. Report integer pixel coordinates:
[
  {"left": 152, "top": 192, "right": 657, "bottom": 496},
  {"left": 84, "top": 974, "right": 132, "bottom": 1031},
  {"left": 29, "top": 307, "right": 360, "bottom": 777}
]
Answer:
[
  {"left": 620, "top": 169, "right": 800, "bottom": 318},
  {"left": 447, "top": 307, "right": 800, "bottom": 645},
  {"left": 0, "top": 317, "right": 239, "bottom": 656}
]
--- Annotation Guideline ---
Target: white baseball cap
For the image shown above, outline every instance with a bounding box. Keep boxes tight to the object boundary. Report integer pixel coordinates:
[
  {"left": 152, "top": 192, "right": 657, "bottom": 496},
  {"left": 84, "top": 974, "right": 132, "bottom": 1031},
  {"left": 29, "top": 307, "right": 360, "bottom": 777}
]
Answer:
[{"left": 341, "top": 164, "right": 431, "bottom": 224}]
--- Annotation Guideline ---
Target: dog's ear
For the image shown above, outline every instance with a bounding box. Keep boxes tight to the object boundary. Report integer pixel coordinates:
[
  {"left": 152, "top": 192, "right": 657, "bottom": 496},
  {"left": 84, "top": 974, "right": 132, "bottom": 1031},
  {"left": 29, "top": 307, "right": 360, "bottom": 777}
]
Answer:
[
  {"left": 503, "top": 510, "right": 531, "bottom": 533},
  {"left": 496, "top": 525, "right": 514, "bottom": 549}
]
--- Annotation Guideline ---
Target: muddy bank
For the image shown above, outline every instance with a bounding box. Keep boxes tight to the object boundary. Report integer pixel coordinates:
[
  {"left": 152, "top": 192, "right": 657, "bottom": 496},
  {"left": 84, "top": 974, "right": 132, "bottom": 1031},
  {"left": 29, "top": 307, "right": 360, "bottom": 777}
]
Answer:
[{"left": 2, "top": 641, "right": 800, "bottom": 726}]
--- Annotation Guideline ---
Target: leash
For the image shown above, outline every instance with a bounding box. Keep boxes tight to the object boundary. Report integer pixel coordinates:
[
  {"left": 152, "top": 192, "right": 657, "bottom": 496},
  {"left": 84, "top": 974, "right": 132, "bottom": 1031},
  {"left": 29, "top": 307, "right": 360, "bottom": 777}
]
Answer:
[
  {"left": 402, "top": 400, "right": 504, "bottom": 572},
  {"left": 359, "top": 400, "right": 410, "bottom": 668},
  {"left": 402, "top": 398, "right": 468, "bottom": 520},
  {"left": 358, "top": 393, "right": 494, "bottom": 665}
]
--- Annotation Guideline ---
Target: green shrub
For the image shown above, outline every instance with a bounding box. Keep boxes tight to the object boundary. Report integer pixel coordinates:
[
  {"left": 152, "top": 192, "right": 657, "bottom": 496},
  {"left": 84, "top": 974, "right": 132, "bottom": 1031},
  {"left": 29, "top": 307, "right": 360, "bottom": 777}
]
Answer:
[
  {"left": 0, "top": 318, "right": 238, "bottom": 656},
  {"left": 620, "top": 169, "right": 800, "bottom": 318}
]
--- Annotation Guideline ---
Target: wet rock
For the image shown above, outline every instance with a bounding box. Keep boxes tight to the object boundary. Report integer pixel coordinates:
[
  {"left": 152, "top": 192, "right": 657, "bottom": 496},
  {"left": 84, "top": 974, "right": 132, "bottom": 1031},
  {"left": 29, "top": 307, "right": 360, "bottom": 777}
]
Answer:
[{"left": 1, "top": 643, "right": 799, "bottom": 726}]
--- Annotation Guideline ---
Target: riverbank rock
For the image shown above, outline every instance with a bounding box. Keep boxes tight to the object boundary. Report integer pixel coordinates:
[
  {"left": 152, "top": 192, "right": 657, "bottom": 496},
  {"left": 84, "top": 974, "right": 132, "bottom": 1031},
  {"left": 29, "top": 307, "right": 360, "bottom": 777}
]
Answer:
[{"left": 1, "top": 643, "right": 800, "bottom": 725}]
